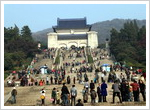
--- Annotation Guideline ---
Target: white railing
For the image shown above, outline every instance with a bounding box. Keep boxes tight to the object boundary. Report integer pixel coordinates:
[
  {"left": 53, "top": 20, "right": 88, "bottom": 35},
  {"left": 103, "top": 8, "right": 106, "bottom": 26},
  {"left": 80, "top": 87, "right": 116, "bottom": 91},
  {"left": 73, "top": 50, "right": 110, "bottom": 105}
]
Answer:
[
  {"left": 53, "top": 48, "right": 58, "bottom": 64},
  {"left": 89, "top": 48, "right": 96, "bottom": 69},
  {"left": 84, "top": 47, "right": 88, "bottom": 63},
  {"left": 4, "top": 86, "right": 18, "bottom": 104}
]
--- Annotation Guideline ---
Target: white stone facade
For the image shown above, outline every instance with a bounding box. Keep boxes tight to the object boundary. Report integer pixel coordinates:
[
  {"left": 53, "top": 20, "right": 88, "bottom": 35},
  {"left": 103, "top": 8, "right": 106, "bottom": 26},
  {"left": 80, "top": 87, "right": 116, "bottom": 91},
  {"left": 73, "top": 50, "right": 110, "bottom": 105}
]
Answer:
[{"left": 47, "top": 31, "right": 98, "bottom": 49}]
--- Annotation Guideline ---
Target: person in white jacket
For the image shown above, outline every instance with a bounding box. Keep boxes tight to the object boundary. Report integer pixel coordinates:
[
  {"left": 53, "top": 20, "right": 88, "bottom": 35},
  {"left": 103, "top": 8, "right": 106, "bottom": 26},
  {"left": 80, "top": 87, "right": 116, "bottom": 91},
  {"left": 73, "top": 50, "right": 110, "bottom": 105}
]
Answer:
[{"left": 40, "top": 89, "right": 46, "bottom": 105}]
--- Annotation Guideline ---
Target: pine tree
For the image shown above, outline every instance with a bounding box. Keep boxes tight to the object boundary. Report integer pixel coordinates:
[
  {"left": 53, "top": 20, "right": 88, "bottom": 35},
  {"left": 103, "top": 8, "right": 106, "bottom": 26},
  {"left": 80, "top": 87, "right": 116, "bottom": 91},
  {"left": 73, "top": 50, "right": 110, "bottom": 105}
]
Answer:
[
  {"left": 21, "top": 25, "right": 32, "bottom": 41},
  {"left": 13, "top": 24, "right": 20, "bottom": 40},
  {"left": 110, "top": 20, "right": 146, "bottom": 69}
]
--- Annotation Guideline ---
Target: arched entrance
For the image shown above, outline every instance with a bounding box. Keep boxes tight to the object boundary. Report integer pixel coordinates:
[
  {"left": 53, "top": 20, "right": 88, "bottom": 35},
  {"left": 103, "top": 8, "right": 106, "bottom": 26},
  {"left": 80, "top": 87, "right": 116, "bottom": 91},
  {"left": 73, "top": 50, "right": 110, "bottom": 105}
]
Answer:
[
  {"left": 59, "top": 43, "right": 67, "bottom": 48},
  {"left": 70, "top": 45, "right": 76, "bottom": 49},
  {"left": 79, "top": 43, "right": 87, "bottom": 48},
  {"left": 68, "top": 42, "right": 78, "bottom": 48}
]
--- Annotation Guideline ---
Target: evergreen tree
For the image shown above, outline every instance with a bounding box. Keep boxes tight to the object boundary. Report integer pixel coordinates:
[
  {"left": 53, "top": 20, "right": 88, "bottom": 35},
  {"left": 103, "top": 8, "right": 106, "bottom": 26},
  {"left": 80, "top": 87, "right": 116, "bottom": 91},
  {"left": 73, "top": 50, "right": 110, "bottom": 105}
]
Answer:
[
  {"left": 13, "top": 24, "right": 20, "bottom": 39},
  {"left": 110, "top": 20, "right": 146, "bottom": 69},
  {"left": 21, "top": 25, "right": 32, "bottom": 41},
  {"left": 4, "top": 25, "right": 38, "bottom": 72},
  {"left": 4, "top": 25, "right": 20, "bottom": 43}
]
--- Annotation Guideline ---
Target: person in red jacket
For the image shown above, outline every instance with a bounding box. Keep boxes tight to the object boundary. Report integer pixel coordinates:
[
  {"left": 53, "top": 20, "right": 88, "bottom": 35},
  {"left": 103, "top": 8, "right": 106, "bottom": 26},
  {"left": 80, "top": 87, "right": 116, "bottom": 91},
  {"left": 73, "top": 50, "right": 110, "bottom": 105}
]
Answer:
[
  {"left": 39, "top": 80, "right": 43, "bottom": 86},
  {"left": 130, "top": 80, "right": 139, "bottom": 102}
]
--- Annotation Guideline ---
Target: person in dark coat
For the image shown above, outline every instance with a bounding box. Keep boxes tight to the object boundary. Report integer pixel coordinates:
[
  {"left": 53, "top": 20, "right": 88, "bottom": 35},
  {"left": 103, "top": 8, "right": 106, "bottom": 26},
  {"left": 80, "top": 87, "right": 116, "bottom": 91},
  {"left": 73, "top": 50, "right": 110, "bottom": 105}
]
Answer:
[
  {"left": 84, "top": 73, "right": 88, "bottom": 82},
  {"left": 101, "top": 80, "right": 107, "bottom": 102},
  {"left": 97, "top": 83, "right": 102, "bottom": 102},
  {"left": 73, "top": 77, "right": 76, "bottom": 84},
  {"left": 61, "top": 83, "right": 70, "bottom": 105},
  {"left": 120, "top": 80, "right": 127, "bottom": 102},
  {"left": 90, "top": 80, "right": 95, "bottom": 92},
  {"left": 139, "top": 80, "right": 146, "bottom": 101},
  {"left": 125, "top": 81, "right": 130, "bottom": 101},
  {"left": 75, "top": 99, "right": 84, "bottom": 106},
  {"left": 82, "top": 87, "right": 88, "bottom": 103},
  {"left": 90, "top": 89, "right": 97, "bottom": 105},
  {"left": 51, "top": 88, "right": 57, "bottom": 104},
  {"left": 54, "top": 77, "right": 58, "bottom": 84},
  {"left": 50, "top": 76, "right": 53, "bottom": 84},
  {"left": 11, "top": 87, "right": 17, "bottom": 104},
  {"left": 67, "top": 76, "right": 71, "bottom": 84},
  {"left": 112, "top": 80, "right": 122, "bottom": 103}
]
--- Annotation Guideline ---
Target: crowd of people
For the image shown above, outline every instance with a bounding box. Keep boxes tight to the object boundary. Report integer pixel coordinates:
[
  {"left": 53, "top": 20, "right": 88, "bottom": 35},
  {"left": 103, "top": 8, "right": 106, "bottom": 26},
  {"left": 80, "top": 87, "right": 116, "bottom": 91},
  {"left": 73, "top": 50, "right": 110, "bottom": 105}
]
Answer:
[
  {"left": 39, "top": 75, "right": 146, "bottom": 106},
  {"left": 8, "top": 47, "right": 146, "bottom": 106},
  {"left": 42, "top": 48, "right": 56, "bottom": 59}
]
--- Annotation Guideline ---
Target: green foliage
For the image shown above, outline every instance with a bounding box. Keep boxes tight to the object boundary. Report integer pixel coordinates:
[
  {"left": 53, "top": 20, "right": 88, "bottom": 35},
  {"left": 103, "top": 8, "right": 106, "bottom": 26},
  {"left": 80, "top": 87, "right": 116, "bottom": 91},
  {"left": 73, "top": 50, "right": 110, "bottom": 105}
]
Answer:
[
  {"left": 4, "top": 53, "right": 14, "bottom": 70},
  {"left": 40, "top": 43, "right": 47, "bottom": 49},
  {"left": 21, "top": 25, "right": 32, "bottom": 41},
  {"left": 97, "top": 43, "right": 105, "bottom": 48},
  {"left": 55, "top": 55, "right": 60, "bottom": 64},
  {"left": 54, "top": 50, "right": 60, "bottom": 65},
  {"left": 110, "top": 20, "right": 146, "bottom": 70},
  {"left": 88, "top": 55, "right": 93, "bottom": 64},
  {"left": 4, "top": 71, "right": 10, "bottom": 80},
  {"left": 4, "top": 25, "right": 38, "bottom": 74},
  {"left": 4, "top": 25, "right": 20, "bottom": 43}
]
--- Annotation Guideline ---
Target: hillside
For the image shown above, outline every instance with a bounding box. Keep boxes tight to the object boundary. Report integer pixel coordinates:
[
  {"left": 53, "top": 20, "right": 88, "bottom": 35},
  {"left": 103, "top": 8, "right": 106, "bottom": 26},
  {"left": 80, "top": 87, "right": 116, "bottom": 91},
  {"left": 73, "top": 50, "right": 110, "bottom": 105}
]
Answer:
[
  {"left": 32, "top": 19, "right": 146, "bottom": 44},
  {"left": 32, "top": 28, "right": 53, "bottom": 44}
]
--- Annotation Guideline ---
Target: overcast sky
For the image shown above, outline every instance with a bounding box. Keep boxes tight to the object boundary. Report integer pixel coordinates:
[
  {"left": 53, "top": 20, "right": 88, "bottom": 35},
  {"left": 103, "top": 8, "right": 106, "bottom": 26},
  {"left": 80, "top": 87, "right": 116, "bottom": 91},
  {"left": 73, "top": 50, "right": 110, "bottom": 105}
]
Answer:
[{"left": 4, "top": 3, "right": 146, "bottom": 32}]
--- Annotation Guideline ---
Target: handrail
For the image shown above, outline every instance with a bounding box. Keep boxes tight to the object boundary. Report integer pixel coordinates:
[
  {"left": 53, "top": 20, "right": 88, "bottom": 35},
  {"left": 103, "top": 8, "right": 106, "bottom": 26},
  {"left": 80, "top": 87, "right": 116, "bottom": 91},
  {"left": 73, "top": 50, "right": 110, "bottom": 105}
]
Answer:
[
  {"left": 4, "top": 86, "right": 18, "bottom": 104},
  {"left": 84, "top": 47, "right": 88, "bottom": 63}
]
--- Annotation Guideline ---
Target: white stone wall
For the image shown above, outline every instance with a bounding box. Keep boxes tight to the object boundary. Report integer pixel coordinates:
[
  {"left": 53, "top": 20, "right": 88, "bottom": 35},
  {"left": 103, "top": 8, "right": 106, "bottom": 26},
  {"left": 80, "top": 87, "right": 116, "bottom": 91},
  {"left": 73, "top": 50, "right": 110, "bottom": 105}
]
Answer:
[
  {"left": 87, "top": 31, "right": 98, "bottom": 48},
  {"left": 58, "top": 39, "right": 87, "bottom": 48},
  {"left": 47, "top": 33, "right": 58, "bottom": 48},
  {"left": 47, "top": 31, "right": 98, "bottom": 49}
]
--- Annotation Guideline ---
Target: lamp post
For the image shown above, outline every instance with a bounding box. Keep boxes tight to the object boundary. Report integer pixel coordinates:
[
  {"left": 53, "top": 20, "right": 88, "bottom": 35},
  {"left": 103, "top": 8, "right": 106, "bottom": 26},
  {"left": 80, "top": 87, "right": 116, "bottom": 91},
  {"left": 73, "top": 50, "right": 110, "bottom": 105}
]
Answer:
[{"left": 105, "top": 38, "right": 109, "bottom": 49}]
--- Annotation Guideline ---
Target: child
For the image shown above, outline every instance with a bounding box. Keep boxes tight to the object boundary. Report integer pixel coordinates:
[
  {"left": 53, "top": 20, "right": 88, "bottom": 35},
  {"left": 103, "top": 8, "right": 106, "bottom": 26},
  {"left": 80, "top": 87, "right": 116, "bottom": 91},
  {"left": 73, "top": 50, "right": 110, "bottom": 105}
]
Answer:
[
  {"left": 56, "top": 89, "right": 61, "bottom": 104},
  {"left": 40, "top": 89, "right": 46, "bottom": 105},
  {"left": 128, "top": 86, "right": 133, "bottom": 102},
  {"left": 73, "top": 77, "right": 76, "bottom": 84}
]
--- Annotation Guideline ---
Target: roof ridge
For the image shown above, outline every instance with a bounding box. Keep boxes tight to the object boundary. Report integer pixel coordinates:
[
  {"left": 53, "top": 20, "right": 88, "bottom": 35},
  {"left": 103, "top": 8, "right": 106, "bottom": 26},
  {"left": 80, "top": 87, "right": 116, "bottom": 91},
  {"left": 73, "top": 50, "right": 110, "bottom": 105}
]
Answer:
[{"left": 58, "top": 17, "right": 86, "bottom": 21}]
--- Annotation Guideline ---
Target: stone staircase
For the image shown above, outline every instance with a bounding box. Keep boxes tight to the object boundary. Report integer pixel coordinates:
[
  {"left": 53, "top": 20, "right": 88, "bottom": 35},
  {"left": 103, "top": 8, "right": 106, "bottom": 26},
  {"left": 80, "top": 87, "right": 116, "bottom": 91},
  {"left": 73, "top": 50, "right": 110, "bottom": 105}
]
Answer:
[
  {"left": 4, "top": 47, "right": 145, "bottom": 106},
  {"left": 60, "top": 48, "right": 86, "bottom": 73}
]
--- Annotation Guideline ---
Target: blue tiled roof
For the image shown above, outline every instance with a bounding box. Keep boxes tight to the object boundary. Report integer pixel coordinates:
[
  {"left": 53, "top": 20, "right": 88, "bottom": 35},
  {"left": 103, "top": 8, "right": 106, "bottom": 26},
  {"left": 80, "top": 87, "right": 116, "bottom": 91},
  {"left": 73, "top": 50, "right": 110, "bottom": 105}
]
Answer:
[
  {"left": 58, "top": 34, "right": 87, "bottom": 40},
  {"left": 53, "top": 18, "right": 91, "bottom": 30}
]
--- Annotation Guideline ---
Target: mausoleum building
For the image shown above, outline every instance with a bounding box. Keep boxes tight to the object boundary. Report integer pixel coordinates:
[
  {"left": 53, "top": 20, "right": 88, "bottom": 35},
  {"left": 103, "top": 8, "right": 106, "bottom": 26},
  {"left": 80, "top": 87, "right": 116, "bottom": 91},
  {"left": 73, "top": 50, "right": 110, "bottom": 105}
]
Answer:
[{"left": 47, "top": 18, "right": 98, "bottom": 48}]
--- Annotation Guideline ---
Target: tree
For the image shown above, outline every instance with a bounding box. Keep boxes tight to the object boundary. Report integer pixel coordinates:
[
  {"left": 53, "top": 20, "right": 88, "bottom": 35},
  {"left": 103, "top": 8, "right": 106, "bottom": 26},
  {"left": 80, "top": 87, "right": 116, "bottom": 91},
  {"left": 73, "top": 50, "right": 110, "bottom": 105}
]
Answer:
[
  {"left": 4, "top": 25, "right": 20, "bottom": 43},
  {"left": 4, "top": 25, "right": 38, "bottom": 72},
  {"left": 21, "top": 25, "right": 32, "bottom": 41},
  {"left": 110, "top": 20, "right": 146, "bottom": 70},
  {"left": 109, "top": 28, "right": 119, "bottom": 56},
  {"left": 4, "top": 53, "right": 14, "bottom": 70},
  {"left": 13, "top": 24, "right": 20, "bottom": 40}
]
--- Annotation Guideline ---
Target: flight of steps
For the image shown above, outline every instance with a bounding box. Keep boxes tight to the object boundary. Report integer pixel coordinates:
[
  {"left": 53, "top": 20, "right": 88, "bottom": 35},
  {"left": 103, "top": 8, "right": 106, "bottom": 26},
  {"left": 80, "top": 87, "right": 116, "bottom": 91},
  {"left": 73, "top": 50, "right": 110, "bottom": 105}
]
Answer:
[
  {"left": 33, "top": 53, "right": 54, "bottom": 69},
  {"left": 60, "top": 48, "right": 86, "bottom": 73}
]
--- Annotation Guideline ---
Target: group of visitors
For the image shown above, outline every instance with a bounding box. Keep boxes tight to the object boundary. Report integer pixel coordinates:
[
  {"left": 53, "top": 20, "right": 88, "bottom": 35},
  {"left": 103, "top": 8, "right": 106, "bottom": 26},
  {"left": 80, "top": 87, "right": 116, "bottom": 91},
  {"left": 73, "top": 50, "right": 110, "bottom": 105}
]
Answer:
[
  {"left": 40, "top": 83, "right": 83, "bottom": 106},
  {"left": 38, "top": 72, "right": 146, "bottom": 106},
  {"left": 82, "top": 80, "right": 108, "bottom": 104},
  {"left": 8, "top": 47, "right": 146, "bottom": 106},
  {"left": 43, "top": 48, "right": 56, "bottom": 59}
]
